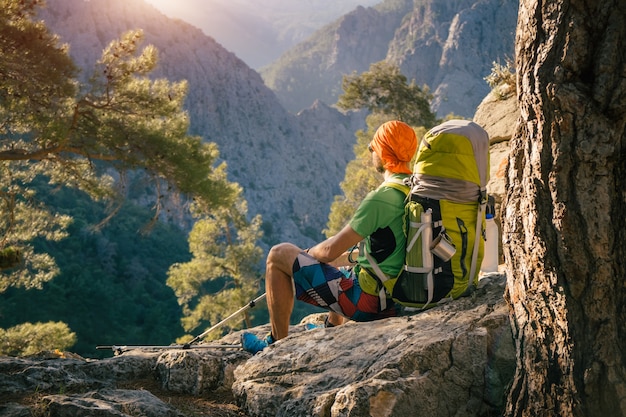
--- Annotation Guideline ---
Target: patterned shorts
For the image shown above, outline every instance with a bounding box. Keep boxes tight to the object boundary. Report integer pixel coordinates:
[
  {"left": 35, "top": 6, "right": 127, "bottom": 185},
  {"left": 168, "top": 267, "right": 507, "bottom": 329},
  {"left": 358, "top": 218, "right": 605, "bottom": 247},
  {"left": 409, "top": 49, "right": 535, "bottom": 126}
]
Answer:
[{"left": 292, "top": 252, "right": 398, "bottom": 321}]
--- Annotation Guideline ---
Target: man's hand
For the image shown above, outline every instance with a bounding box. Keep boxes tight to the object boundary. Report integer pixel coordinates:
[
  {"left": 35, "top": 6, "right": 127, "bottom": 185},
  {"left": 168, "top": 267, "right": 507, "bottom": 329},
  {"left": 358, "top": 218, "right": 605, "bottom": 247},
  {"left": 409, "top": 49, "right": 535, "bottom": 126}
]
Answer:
[
  {"left": 307, "top": 225, "right": 363, "bottom": 264},
  {"left": 327, "top": 246, "right": 359, "bottom": 267}
]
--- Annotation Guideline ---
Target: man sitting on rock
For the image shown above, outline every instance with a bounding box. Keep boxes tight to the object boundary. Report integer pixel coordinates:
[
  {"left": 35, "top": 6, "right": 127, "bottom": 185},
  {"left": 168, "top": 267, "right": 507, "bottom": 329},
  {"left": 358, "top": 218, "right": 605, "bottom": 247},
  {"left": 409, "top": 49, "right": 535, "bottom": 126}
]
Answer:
[{"left": 241, "top": 120, "right": 418, "bottom": 354}]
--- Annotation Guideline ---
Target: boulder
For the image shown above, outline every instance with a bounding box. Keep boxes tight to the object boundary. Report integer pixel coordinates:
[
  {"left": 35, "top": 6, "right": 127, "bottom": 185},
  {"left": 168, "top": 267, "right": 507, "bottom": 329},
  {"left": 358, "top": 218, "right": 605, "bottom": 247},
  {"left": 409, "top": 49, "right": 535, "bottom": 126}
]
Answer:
[
  {"left": 0, "top": 349, "right": 248, "bottom": 417},
  {"left": 474, "top": 89, "right": 519, "bottom": 265},
  {"left": 0, "top": 275, "right": 513, "bottom": 417},
  {"left": 474, "top": 89, "right": 520, "bottom": 209},
  {"left": 474, "top": 88, "right": 520, "bottom": 145},
  {"left": 232, "top": 274, "right": 514, "bottom": 417}
]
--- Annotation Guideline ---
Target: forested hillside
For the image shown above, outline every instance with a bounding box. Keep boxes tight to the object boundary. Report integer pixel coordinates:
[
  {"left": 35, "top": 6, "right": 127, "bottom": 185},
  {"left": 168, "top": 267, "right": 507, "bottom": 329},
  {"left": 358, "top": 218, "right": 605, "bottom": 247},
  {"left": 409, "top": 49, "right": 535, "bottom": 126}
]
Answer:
[
  {"left": 262, "top": 0, "right": 518, "bottom": 118},
  {"left": 0, "top": 185, "right": 190, "bottom": 355}
]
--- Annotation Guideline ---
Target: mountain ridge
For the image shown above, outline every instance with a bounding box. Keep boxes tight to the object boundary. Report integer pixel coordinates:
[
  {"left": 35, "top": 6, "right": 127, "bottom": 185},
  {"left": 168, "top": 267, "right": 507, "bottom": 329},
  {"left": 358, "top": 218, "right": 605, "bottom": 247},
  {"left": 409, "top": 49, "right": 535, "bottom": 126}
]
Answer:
[
  {"left": 262, "top": 0, "right": 519, "bottom": 118},
  {"left": 144, "top": 0, "right": 382, "bottom": 69}
]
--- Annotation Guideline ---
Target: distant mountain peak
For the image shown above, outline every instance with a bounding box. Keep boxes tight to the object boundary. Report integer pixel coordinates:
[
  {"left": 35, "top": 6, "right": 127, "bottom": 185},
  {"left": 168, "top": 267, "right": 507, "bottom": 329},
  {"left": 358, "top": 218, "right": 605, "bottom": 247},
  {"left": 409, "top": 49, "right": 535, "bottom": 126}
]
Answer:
[
  {"left": 262, "top": 0, "right": 518, "bottom": 118},
  {"left": 143, "top": 0, "right": 383, "bottom": 69}
]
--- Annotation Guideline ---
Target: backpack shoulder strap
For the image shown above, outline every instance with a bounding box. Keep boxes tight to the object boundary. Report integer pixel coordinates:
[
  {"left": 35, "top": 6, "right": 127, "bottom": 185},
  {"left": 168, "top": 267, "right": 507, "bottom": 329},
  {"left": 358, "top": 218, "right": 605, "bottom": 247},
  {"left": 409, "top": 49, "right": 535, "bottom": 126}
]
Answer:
[
  {"left": 382, "top": 178, "right": 410, "bottom": 198},
  {"left": 360, "top": 177, "right": 416, "bottom": 311},
  {"left": 361, "top": 241, "right": 391, "bottom": 311},
  {"left": 466, "top": 190, "right": 488, "bottom": 292}
]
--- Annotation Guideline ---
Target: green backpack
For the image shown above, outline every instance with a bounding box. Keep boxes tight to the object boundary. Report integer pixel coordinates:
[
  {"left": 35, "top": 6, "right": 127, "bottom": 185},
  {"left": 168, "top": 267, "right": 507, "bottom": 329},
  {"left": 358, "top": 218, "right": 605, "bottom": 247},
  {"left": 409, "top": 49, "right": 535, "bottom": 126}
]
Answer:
[{"left": 365, "top": 120, "right": 490, "bottom": 310}]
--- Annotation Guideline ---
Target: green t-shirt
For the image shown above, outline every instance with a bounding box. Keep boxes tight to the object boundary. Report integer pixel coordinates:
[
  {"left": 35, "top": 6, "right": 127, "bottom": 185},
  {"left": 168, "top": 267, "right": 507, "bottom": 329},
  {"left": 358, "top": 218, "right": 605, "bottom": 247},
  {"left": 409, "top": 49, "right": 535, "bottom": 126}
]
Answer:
[{"left": 349, "top": 174, "right": 408, "bottom": 291}]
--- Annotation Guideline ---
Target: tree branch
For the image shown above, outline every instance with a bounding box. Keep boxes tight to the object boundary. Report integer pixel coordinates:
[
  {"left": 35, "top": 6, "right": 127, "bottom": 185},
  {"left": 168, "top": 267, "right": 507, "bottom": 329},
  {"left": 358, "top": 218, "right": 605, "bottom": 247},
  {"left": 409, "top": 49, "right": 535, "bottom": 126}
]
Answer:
[{"left": 0, "top": 145, "right": 62, "bottom": 161}]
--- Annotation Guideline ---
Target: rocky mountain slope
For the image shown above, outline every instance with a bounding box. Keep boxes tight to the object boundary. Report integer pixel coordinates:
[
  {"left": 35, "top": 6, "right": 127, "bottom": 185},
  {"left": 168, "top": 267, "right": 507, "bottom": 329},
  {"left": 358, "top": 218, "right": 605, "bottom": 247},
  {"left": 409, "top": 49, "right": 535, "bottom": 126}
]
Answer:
[
  {"left": 39, "top": 0, "right": 363, "bottom": 248},
  {"left": 145, "top": 0, "right": 381, "bottom": 69},
  {"left": 262, "top": 0, "right": 519, "bottom": 118}
]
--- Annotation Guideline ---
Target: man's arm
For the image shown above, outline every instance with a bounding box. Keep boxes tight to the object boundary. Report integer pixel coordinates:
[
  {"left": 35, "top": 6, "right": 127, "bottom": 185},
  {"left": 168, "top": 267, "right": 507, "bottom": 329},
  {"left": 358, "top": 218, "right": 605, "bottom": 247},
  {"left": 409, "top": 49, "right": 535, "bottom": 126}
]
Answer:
[
  {"left": 306, "top": 224, "right": 363, "bottom": 265},
  {"left": 327, "top": 246, "right": 359, "bottom": 268}
]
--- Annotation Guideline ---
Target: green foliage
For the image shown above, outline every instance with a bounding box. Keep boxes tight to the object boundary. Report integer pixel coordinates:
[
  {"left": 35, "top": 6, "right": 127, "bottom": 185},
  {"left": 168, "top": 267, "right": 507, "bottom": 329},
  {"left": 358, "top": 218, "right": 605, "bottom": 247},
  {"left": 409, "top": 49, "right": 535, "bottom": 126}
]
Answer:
[
  {"left": 0, "top": 321, "right": 76, "bottom": 356},
  {"left": 484, "top": 58, "right": 516, "bottom": 99},
  {"left": 0, "top": 183, "right": 190, "bottom": 357},
  {"left": 337, "top": 61, "right": 437, "bottom": 129},
  {"left": 0, "top": 246, "right": 21, "bottom": 269},
  {"left": 0, "top": 0, "right": 78, "bottom": 134},
  {"left": 167, "top": 189, "right": 264, "bottom": 341},
  {"left": 0, "top": 1, "right": 236, "bottom": 291},
  {"left": 0, "top": 161, "right": 73, "bottom": 291},
  {"left": 0, "top": 0, "right": 77, "bottom": 288}
]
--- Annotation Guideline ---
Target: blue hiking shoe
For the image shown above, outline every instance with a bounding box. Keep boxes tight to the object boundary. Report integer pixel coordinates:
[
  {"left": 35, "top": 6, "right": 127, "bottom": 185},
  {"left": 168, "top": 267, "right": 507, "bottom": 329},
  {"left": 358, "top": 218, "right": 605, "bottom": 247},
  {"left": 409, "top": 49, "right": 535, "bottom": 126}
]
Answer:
[
  {"left": 303, "top": 315, "right": 336, "bottom": 331},
  {"left": 241, "top": 332, "right": 274, "bottom": 354}
]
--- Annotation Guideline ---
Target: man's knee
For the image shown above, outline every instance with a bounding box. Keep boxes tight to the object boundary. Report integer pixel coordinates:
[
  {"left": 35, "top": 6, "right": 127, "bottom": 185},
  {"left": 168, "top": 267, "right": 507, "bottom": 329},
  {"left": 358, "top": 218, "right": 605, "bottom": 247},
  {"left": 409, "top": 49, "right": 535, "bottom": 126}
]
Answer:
[{"left": 266, "top": 243, "right": 301, "bottom": 273}]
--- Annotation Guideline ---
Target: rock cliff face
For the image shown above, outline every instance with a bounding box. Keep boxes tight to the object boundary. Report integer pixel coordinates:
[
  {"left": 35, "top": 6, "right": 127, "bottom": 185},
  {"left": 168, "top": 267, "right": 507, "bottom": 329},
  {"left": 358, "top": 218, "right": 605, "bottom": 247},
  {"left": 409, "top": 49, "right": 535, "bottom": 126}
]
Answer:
[
  {"left": 475, "top": 88, "right": 519, "bottom": 221},
  {"left": 0, "top": 274, "right": 513, "bottom": 417},
  {"left": 262, "top": 0, "right": 519, "bottom": 118}
]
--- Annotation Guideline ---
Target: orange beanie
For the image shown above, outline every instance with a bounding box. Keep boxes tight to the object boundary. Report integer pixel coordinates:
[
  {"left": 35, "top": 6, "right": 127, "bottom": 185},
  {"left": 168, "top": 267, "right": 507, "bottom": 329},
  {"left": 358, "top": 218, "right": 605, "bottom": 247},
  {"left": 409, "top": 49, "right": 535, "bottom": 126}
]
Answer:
[{"left": 370, "top": 121, "right": 417, "bottom": 175}]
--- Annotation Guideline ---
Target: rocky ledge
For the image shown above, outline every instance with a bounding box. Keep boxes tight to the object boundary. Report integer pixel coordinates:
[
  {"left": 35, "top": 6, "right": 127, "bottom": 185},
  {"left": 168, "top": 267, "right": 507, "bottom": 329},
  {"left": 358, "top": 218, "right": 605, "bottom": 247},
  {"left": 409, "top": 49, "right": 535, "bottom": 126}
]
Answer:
[{"left": 0, "top": 273, "right": 513, "bottom": 417}]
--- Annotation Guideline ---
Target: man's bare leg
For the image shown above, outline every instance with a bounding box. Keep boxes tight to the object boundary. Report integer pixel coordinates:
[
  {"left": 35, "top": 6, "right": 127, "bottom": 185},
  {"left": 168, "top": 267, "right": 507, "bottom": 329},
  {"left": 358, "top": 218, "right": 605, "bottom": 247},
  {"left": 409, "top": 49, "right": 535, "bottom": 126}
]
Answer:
[{"left": 265, "top": 243, "right": 301, "bottom": 340}]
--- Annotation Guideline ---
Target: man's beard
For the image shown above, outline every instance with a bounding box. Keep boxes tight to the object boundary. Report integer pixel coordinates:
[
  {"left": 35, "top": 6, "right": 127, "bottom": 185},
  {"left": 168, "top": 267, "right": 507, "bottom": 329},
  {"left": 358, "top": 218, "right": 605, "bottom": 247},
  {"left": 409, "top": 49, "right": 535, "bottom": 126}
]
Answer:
[{"left": 375, "top": 164, "right": 385, "bottom": 174}]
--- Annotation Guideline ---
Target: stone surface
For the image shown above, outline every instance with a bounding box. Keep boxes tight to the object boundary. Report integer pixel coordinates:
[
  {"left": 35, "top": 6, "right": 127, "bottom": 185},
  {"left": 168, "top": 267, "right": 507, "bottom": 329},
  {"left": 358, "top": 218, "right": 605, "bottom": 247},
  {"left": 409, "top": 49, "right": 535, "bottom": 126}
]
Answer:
[
  {"left": 0, "top": 275, "right": 513, "bottom": 417},
  {"left": 474, "top": 90, "right": 518, "bottom": 263},
  {"left": 42, "top": 389, "right": 185, "bottom": 417},
  {"left": 233, "top": 275, "right": 514, "bottom": 417},
  {"left": 0, "top": 348, "right": 248, "bottom": 417},
  {"left": 474, "top": 89, "right": 520, "bottom": 144},
  {"left": 474, "top": 90, "right": 519, "bottom": 207}
]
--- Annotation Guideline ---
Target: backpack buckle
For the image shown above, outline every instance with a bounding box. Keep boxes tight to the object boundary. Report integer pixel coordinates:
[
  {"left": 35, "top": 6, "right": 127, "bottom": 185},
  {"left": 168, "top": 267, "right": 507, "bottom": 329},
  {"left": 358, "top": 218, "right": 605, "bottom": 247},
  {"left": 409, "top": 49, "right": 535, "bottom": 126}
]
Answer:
[{"left": 478, "top": 189, "right": 487, "bottom": 205}]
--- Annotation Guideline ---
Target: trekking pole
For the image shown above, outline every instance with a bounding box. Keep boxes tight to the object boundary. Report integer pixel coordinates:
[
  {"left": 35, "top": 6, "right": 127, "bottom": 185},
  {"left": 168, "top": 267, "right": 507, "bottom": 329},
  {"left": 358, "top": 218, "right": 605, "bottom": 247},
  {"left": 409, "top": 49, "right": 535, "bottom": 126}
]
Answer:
[
  {"left": 96, "top": 343, "right": 243, "bottom": 355},
  {"left": 185, "top": 292, "right": 266, "bottom": 346},
  {"left": 96, "top": 292, "right": 267, "bottom": 353}
]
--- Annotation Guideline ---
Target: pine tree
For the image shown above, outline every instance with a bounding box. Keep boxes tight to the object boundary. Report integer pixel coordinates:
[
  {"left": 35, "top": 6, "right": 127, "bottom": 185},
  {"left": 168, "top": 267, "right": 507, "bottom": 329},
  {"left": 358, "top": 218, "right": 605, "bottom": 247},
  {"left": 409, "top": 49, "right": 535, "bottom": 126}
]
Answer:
[
  {"left": 337, "top": 61, "right": 437, "bottom": 128},
  {"left": 326, "top": 61, "right": 436, "bottom": 236},
  {"left": 167, "top": 189, "right": 264, "bottom": 342},
  {"left": 0, "top": 321, "right": 76, "bottom": 356},
  {"left": 0, "top": 1, "right": 236, "bottom": 290}
]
